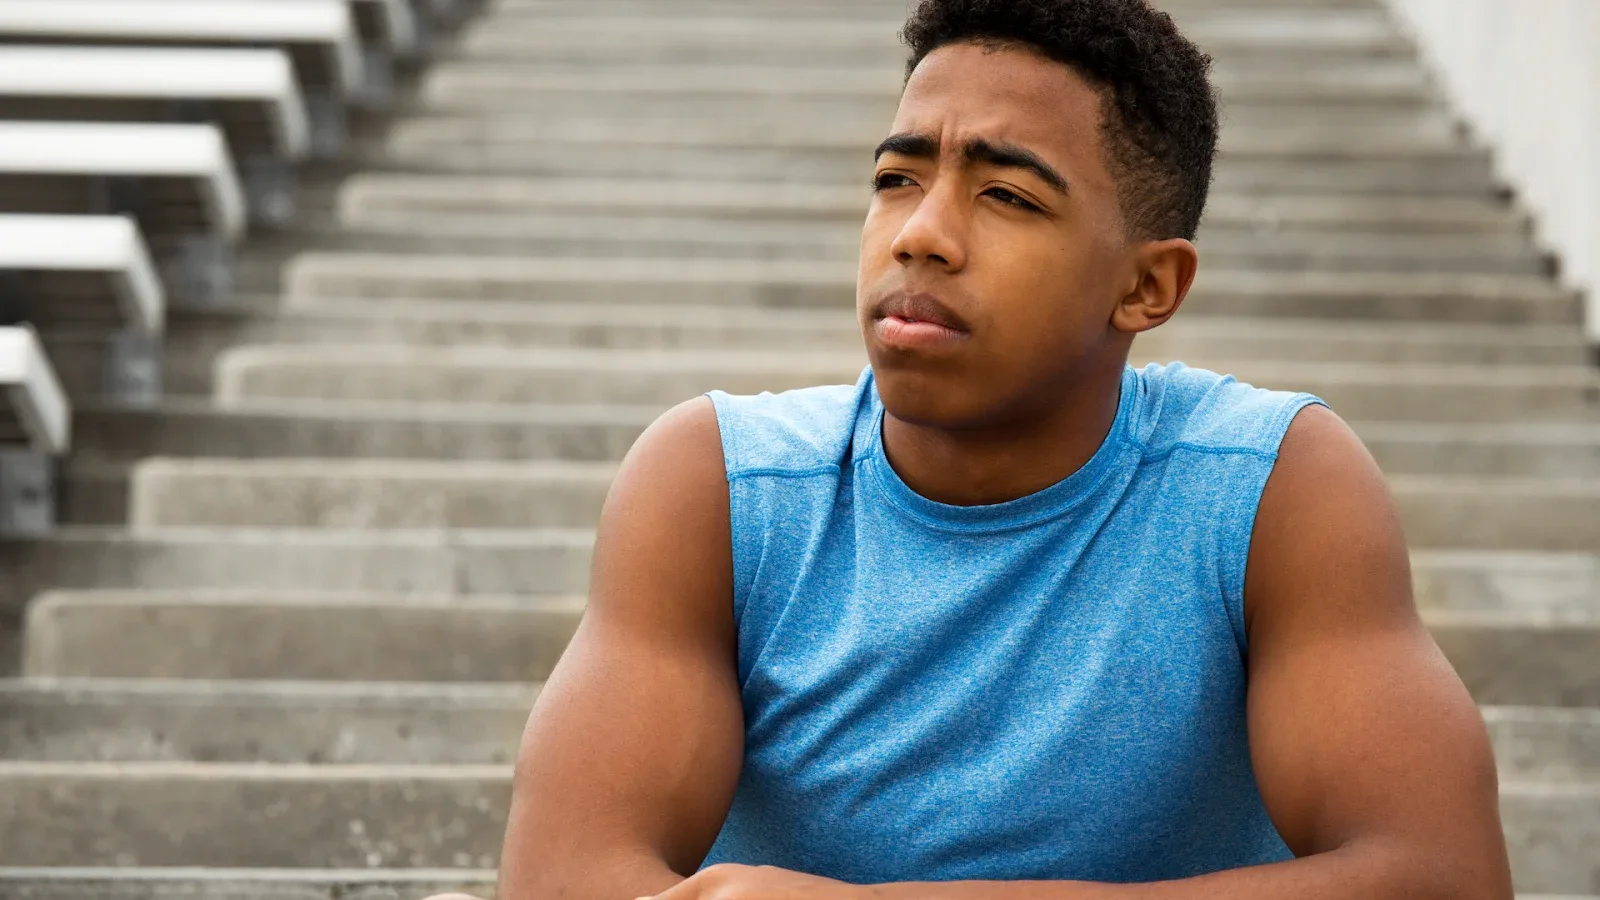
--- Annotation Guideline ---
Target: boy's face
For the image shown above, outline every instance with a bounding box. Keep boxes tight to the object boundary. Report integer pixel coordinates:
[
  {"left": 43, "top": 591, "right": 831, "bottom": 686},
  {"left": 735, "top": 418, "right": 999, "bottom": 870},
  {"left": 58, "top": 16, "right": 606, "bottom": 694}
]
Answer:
[{"left": 858, "top": 41, "right": 1144, "bottom": 429}]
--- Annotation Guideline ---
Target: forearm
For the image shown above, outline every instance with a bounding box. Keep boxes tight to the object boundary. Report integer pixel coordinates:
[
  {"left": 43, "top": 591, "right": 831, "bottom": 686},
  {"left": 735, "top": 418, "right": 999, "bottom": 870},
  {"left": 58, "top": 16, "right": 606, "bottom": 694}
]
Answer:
[
  {"left": 858, "top": 841, "right": 1490, "bottom": 900},
  {"left": 497, "top": 847, "right": 685, "bottom": 900}
]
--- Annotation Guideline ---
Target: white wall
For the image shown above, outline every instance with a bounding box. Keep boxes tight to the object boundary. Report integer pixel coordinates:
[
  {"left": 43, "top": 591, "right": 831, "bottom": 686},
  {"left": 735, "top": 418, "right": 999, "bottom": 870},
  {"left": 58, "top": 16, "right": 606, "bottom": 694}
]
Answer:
[{"left": 1385, "top": 0, "right": 1600, "bottom": 342}]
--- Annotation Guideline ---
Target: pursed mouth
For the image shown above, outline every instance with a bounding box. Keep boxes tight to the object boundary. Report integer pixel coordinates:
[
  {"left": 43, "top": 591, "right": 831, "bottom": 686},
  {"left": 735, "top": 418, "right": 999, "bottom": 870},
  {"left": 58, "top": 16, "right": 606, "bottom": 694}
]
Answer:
[{"left": 871, "top": 291, "right": 971, "bottom": 334}]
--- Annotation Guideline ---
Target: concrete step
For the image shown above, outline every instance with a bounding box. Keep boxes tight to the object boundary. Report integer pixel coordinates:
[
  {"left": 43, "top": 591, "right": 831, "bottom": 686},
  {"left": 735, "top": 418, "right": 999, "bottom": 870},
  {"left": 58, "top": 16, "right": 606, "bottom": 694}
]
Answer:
[
  {"left": 211, "top": 346, "right": 1600, "bottom": 424},
  {"left": 0, "top": 762, "right": 1590, "bottom": 892},
  {"left": 56, "top": 461, "right": 136, "bottom": 528},
  {"left": 339, "top": 171, "right": 881, "bottom": 219},
  {"left": 400, "top": 93, "right": 1460, "bottom": 136},
  {"left": 0, "top": 678, "right": 535, "bottom": 764},
  {"left": 22, "top": 593, "right": 582, "bottom": 683},
  {"left": 1255, "top": 363, "right": 1600, "bottom": 423},
  {"left": 483, "top": 2, "right": 1413, "bottom": 61},
  {"left": 412, "top": 61, "right": 1434, "bottom": 104},
  {"left": 129, "top": 459, "right": 614, "bottom": 531},
  {"left": 0, "top": 761, "right": 513, "bottom": 869},
  {"left": 319, "top": 212, "right": 873, "bottom": 260},
  {"left": 281, "top": 254, "right": 867, "bottom": 307},
  {"left": 1412, "top": 551, "right": 1600, "bottom": 616},
  {"left": 377, "top": 130, "right": 878, "bottom": 184},
  {"left": 449, "top": 17, "right": 1422, "bottom": 67},
  {"left": 1427, "top": 608, "right": 1600, "bottom": 707},
  {"left": 426, "top": 61, "right": 921, "bottom": 98},
  {"left": 453, "top": 16, "right": 908, "bottom": 66},
  {"left": 1397, "top": 476, "right": 1600, "bottom": 551},
  {"left": 368, "top": 133, "right": 1495, "bottom": 194},
  {"left": 211, "top": 346, "right": 867, "bottom": 408},
  {"left": 0, "top": 868, "right": 498, "bottom": 900},
  {"left": 380, "top": 115, "right": 1472, "bottom": 158},
  {"left": 281, "top": 257, "right": 1580, "bottom": 325},
  {"left": 414, "top": 54, "right": 1437, "bottom": 100},
  {"left": 1209, "top": 156, "right": 1497, "bottom": 197},
  {"left": 338, "top": 172, "right": 1527, "bottom": 235},
  {"left": 69, "top": 399, "right": 657, "bottom": 466},
  {"left": 0, "top": 528, "right": 593, "bottom": 626},
  {"left": 1488, "top": 707, "right": 1600, "bottom": 783},
  {"left": 308, "top": 211, "right": 1545, "bottom": 274},
  {"left": 1355, "top": 423, "right": 1600, "bottom": 479},
  {"left": 1241, "top": 362, "right": 1600, "bottom": 424}
]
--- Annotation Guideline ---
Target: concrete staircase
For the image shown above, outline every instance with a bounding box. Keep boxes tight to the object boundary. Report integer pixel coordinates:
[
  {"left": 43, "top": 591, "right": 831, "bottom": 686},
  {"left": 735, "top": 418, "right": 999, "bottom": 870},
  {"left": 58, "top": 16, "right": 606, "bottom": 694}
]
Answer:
[{"left": 3, "top": 0, "right": 1598, "bottom": 896}]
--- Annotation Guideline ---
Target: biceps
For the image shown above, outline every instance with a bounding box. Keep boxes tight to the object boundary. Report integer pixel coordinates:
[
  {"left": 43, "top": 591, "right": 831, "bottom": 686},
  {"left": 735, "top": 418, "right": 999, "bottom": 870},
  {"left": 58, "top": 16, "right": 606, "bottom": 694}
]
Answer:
[
  {"left": 510, "top": 613, "right": 745, "bottom": 869},
  {"left": 1247, "top": 620, "right": 1501, "bottom": 858}
]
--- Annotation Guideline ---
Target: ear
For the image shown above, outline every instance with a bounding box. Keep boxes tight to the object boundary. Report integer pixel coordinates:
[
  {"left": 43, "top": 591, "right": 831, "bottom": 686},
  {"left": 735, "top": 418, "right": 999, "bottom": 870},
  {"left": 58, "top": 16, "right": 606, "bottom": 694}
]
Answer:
[{"left": 1111, "top": 238, "right": 1199, "bottom": 335}]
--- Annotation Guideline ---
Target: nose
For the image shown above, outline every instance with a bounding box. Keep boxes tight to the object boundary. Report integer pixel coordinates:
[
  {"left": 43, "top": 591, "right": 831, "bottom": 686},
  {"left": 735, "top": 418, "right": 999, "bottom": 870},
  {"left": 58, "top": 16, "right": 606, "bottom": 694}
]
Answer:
[{"left": 889, "top": 179, "right": 968, "bottom": 272}]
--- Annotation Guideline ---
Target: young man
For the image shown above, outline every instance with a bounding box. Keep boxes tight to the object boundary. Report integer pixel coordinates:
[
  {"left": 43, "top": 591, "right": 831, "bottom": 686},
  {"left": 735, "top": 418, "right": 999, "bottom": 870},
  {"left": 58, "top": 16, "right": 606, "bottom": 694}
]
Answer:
[{"left": 473, "top": 1, "right": 1515, "bottom": 897}]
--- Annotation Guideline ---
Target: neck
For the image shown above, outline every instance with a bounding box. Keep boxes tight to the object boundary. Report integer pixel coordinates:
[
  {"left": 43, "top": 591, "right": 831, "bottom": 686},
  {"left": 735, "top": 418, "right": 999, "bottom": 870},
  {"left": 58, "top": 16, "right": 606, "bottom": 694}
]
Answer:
[{"left": 880, "top": 359, "right": 1127, "bottom": 507}]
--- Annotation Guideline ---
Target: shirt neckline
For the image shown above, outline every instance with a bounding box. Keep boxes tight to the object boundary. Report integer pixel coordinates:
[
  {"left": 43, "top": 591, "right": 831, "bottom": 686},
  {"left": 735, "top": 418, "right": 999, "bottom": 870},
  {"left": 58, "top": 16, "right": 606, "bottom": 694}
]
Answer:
[{"left": 860, "top": 365, "right": 1139, "bottom": 534}]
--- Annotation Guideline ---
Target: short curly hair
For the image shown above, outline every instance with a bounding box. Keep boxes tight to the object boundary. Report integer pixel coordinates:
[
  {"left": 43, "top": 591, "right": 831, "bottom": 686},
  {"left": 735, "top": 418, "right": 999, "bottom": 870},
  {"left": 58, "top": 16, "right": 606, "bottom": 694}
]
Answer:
[{"left": 902, "top": 0, "right": 1218, "bottom": 241}]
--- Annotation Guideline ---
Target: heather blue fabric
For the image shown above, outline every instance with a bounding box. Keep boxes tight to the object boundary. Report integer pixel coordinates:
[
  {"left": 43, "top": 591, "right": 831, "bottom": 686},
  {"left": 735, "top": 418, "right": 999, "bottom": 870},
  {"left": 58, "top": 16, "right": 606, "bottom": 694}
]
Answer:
[{"left": 699, "top": 362, "right": 1326, "bottom": 884}]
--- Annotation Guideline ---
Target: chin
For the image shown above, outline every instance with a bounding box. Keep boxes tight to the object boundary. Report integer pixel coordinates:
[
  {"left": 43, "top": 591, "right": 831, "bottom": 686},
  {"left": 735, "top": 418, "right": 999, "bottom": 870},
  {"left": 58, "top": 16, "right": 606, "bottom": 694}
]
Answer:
[{"left": 872, "top": 365, "right": 987, "bottom": 429}]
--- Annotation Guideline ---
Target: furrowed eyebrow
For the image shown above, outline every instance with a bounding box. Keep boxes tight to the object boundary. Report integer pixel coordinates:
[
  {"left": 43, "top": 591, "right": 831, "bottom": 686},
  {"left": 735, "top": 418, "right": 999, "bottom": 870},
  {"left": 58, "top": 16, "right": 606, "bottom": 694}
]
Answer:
[
  {"left": 874, "top": 132, "right": 940, "bottom": 162},
  {"left": 964, "top": 138, "right": 1070, "bottom": 196},
  {"left": 873, "top": 132, "right": 1070, "bottom": 197}
]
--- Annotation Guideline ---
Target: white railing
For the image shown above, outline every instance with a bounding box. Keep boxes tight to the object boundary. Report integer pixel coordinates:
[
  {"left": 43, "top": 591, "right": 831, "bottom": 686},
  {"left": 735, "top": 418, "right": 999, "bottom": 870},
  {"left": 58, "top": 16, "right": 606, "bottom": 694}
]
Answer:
[{"left": 1385, "top": 0, "right": 1600, "bottom": 344}]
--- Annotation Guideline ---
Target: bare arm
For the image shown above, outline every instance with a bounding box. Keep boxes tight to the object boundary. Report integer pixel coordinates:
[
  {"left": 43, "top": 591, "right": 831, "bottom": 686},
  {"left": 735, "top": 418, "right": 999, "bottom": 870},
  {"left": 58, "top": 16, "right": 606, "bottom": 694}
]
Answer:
[
  {"left": 1229, "top": 404, "right": 1513, "bottom": 897},
  {"left": 651, "top": 405, "right": 1513, "bottom": 900},
  {"left": 497, "top": 398, "right": 744, "bottom": 900}
]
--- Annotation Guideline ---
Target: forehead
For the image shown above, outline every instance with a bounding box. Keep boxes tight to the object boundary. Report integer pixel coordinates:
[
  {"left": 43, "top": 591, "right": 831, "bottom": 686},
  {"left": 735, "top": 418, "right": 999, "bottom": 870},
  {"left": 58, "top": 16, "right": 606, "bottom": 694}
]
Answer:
[{"left": 893, "top": 42, "right": 1111, "bottom": 180}]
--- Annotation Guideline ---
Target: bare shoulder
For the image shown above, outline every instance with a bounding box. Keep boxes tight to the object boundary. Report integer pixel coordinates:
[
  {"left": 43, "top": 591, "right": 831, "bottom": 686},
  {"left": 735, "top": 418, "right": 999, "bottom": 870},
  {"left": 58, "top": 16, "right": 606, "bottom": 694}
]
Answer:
[
  {"left": 1269, "top": 402, "right": 1385, "bottom": 490},
  {"left": 1243, "top": 403, "right": 1414, "bottom": 638},
  {"left": 615, "top": 395, "right": 727, "bottom": 500},
  {"left": 592, "top": 395, "right": 733, "bottom": 630}
]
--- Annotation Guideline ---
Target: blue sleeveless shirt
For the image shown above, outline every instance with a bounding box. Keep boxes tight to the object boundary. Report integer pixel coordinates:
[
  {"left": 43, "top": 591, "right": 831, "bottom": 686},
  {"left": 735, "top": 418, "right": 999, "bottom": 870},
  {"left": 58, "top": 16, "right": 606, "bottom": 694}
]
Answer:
[{"left": 700, "top": 362, "right": 1326, "bottom": 884}]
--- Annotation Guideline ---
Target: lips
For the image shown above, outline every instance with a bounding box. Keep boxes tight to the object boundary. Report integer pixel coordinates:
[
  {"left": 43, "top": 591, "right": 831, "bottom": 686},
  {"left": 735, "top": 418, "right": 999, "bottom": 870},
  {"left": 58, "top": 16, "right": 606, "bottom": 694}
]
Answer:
[{"left": 871, "top": 291, "right": 971, "bottom": 333}]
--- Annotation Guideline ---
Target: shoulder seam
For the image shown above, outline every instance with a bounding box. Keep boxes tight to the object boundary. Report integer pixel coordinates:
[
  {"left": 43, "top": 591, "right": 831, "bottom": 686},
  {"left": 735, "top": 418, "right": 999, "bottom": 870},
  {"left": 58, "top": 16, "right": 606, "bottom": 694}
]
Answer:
[
  {"left": 726, "top": 464, "right": 842, "bottom": 483},
  {"left": 1135, "top": 441, "right": 1281, "bottom": 464}
]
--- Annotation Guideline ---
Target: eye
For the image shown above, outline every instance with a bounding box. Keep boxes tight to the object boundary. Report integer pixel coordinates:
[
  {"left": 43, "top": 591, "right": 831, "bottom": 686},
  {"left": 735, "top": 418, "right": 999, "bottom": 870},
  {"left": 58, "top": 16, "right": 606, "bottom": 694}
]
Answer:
[
  {"left": 872, "top": 172, "right": 916, "bottom": 192},
  {"left": 984, "top": 186, "right": 1040, "bottom": 212}
]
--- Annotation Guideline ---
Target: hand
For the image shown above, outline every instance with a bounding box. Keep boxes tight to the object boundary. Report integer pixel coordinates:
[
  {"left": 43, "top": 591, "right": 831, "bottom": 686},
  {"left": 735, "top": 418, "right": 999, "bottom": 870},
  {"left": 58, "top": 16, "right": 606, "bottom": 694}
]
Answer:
[{"left": 637, "top": 863, "right": 859, "bottom": 900}]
